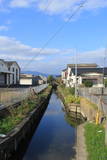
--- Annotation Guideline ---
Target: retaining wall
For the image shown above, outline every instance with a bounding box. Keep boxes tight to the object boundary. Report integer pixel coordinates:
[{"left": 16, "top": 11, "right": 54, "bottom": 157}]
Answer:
[
  {"left": 78, "top": 88, "right": 107, "bottom": 115},
  {"left": 0, "top": 89, "right": 52, "bottom": 160}
]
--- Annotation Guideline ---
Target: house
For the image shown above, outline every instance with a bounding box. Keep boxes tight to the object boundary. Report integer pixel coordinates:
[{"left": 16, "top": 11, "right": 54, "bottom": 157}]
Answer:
[
  {"left": 0, "top": 59, "right": 20, "bottom": 86},
  {"left": 61, "top": 69, "right": 67, "bottom": 84},
  {"left": 20, "top": 74, "right": 47, "bottom": 86},
  {"left": 35, "top": 75, "right": 47, "bottom": 85},
  {"left": 39, "top": 75, "right": 47, "bottom": 84},
  {"left": 62, "top": 63, "right": 107, "bottom": 88},
  {"left": 20, "top": 74, "right": 35, "bottom": 85}
]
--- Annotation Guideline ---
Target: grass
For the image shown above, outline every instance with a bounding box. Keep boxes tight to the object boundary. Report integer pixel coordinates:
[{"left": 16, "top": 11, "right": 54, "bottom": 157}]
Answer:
[
  {"left": 85, "top": 123, "right": 107, "bottom": 160},
  {"left": 58, "top": 85, "right": 80, "bottom": 105},
  {"left": 0, "top": 86, "right": 52, "bottom": 134}
]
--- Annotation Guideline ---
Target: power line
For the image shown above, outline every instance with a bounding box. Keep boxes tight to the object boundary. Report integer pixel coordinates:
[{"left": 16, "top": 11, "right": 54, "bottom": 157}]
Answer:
[
  {"left": 43, "top": 0, "right": 53, "bottom": 12},
  {"left": 23, "top": 0, "right": 88, "bottom": 70}
]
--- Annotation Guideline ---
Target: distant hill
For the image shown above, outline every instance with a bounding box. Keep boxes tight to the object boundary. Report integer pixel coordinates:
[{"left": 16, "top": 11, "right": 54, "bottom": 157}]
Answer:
[
  {"left": 21, "top": 71, "right": 49, "bottom": 77},
  {"left": 21, "top": 71, "right": 60, "bottom": 78}
]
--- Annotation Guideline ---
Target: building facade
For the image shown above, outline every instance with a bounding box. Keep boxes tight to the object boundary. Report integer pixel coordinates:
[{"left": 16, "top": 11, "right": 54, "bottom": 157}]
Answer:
[
  {"left": 20, "top": 74, "right": 34, "bottom": 85},
  {"left": 20, "top": 74, "right": 47, "bottom": 86},
  {"left": 61, "top": 64, "right": 107, "bottom": 88},
  {"left": 0, "top": 59, "right": 20, "bottom": 86}
]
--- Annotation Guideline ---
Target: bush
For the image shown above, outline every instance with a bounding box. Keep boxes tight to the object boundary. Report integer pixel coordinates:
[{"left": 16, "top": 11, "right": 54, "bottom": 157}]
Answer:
[
  {"left": 65, "top": 95, "right": 80, "bottom": 104},
  {"left": 83, "top": 80, "right": 93, "bottom": 87},
  {"left": 47, "top": 75, "right": 54, "bottom": 83}
]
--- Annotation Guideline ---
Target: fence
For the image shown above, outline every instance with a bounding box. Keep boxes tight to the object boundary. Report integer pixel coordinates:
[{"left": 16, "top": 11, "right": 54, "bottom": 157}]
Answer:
[
  {"left": 0, "top": 84, "right": 48, "bottom": 107},
  {"left": 78, "top": 87, "right": 107, "bottom": 115}
]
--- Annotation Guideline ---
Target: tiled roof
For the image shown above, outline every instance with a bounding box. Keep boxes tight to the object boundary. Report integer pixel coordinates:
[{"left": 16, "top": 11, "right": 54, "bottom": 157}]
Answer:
[
  {"left": 6, "top": 61, "right": 20, "bottom": 68},
  {"left": 71, "top": 67, "right": 107, "bottom": 76},
  {"left": 62, "top": 69, "right": 67, "bottom": 72},
  {"left": 67, "top": 63, "right": 98, "bottom": 68}
]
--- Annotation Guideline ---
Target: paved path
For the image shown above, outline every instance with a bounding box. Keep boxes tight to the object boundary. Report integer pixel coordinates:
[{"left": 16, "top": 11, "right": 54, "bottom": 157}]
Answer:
[{"left": 76, "top": 124, "right": 87, "bottom": 160}]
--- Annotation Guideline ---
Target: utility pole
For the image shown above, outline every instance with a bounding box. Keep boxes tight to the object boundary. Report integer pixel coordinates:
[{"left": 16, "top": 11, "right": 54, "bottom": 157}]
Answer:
[
  {"left": 104, "top": 47, "right": 107, "bottom": 145},
  {"left": 75, "top": 49, "right": 77, "bottom": 97},
  {"left": 103, "top": 48, "right": 106, "bottom": 89}
]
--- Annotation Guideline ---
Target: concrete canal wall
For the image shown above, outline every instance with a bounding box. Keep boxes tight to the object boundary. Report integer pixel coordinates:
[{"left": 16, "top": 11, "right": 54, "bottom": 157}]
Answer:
[
  {"left": 57, "top": 88, "right": 85, "bottom": 122},
  {"left": 78, "top": 87, "right": 107, "bottom": 116},
  {"left": 0, "top": 89, "right": 52, "bottom": 160},
  {"left": 0, "top": 84, "right": 49, "bottom": 119}
]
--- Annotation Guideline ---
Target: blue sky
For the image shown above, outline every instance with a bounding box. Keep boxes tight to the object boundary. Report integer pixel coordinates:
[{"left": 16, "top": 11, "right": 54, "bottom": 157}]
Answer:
[{"left": 0, "top": 0, "right": 107, "bottom": 74}]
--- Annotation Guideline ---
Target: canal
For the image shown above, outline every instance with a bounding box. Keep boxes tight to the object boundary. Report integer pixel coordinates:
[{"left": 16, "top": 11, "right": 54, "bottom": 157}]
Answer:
[{"left": 23, "top": 92, "right": 76, "bottom": 160}]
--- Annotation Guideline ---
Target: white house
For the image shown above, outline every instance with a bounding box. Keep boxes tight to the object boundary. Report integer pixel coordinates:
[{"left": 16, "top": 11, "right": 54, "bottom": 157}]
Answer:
[
  {"left": 20, "top": 74, "right": 47, "bottom": 86},
  {"left": 61, "top": 69, "right": 67, "bottom": 84},
  {"left": 62, "top": 64, "right": 107, "bottom": 88},
  {"left": 20, "top": 74, "right": 34, "bottom": 85},
  {"left": 0, "top": 59, "right": 20, "bottom": 86}
]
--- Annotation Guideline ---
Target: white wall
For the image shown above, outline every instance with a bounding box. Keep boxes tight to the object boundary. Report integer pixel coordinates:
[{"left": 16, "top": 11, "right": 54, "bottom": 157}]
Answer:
[
  {"left": 20, "top": 78, "right": 32, "bottom": 85},
  {"left": 9, "top": 63, "right": 20, "bottom": 85},
  {"left": 0, "top": 60, "right": 8, "bottom": 72}
]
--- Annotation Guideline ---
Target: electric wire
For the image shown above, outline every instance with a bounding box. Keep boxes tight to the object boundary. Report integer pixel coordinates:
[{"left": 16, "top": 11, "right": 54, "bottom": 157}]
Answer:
[{"left": 22, "top": 0, "right": 88, "bottom": 70}]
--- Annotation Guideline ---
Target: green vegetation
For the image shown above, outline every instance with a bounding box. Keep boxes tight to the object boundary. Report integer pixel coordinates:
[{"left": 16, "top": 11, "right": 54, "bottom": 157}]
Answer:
[
  {"left": 104, "top": 79, "right": 107, "bottom": 87},
  {"left": 47, "top": 75, "right": 54, "bottom": 84},
  {"left": 85, "top": 123, "right": 107, "bottom": 160},
  {"left": 0, "top": 86, "right": 52, "bottom": 134},
  {"left": 65, "top": 95, "right": 80, "bottom": 104},
  {"left": 58, "top": 85, "right": 80, "bottom": 104},
  {"left": 59, "top": 85, "right": 75, "bottom": 95},
  {"left": 83, "top": 80, "right": 93, "bottom": 87}
]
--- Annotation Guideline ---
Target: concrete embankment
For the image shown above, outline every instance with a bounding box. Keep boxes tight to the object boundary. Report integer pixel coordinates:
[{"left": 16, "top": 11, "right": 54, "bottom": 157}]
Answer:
[
  {"left": 57, "top": 87, "right": 85, "bottom": 122},
  {"left": 56, "top": 86, "right": 90, "bottom": 160},
  {"left": 0, "top": 88, "right": 52, "bottom": 160}
]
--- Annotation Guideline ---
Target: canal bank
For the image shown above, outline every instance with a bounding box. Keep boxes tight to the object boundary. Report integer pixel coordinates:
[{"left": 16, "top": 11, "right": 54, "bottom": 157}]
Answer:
[
  {"left": 57, "top": 85, "right": 88, "bottom": 160},
  {"left": 0, "top": 86, "right": 52, "bottom": 160},
  {"left": 23, "top": 92, "right": 76, "bottom": 160}
]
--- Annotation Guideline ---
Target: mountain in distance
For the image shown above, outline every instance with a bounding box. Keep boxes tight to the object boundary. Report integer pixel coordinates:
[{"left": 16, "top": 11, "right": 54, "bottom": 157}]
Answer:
[
  {"left": 21, "top": 71, "right": 49, "bottom": 77},
  {"left": 21, "top": 71, "right": 61, "bottom": 77},
  {"left": 21, "top": 71, "right": 60, "bottom": 77}
]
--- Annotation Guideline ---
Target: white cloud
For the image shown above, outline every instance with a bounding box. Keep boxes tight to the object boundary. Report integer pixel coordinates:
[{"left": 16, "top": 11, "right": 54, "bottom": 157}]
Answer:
[
  {"left": 0, "top": 35, "right": 106, "bottom": 73},
  {"left": 37, "top": 0, "right": 107, "bottom": 14},
  {"left": 0, "top": 25, "right": 9, "bottom": 31},
  {"left": 10, "top": 0, "right": 36, "bottom": 8},
  {"left": 8, "top": 0, "right": 107, "bottom": 20},
  {"left": 0, "top": 36, "right": 73, "bottom": 61}
]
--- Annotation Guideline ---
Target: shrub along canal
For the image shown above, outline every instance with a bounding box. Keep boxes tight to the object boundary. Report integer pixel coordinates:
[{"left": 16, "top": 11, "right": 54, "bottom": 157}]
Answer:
[{"left": 23, "top": 92, "right": 76, "bottom": 160}]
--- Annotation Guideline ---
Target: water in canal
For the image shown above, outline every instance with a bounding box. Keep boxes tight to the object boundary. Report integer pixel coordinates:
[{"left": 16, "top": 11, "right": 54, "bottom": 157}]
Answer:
[{"left": 23, "top": 92, "right": 76, "bottom": 160}]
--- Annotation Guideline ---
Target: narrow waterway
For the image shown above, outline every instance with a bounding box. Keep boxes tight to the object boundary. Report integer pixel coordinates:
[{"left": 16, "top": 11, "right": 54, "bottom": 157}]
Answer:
[{"left": 23, "top": 92, "right": 76, "bottom": 160}]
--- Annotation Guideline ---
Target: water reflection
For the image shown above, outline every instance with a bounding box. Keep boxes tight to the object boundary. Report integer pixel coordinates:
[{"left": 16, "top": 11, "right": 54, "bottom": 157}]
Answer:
[{"left": 23, "top": 93, "right": 76, "bottom": 160}]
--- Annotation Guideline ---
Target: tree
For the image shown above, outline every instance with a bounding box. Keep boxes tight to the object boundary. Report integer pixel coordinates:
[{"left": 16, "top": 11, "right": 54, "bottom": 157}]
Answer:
[
  {"left": 47, "top": 75, "right": 54, "bottom": 83},
  {"left": 83, "top": 80, "right": 93, "bottom": 87}
]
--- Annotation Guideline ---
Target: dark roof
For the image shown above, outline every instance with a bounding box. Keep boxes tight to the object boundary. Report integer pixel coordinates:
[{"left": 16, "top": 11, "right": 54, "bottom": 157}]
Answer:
[
  {"left": 62, "top": 69, "right": 67, "bottom": 72},
  {"left": 34, "top": 76, "right": 43, "bottom": 80},
  {"left": 71, "top": 67, "right": 107, "bottom": 76},
  {"left": 68, "top": 63, "right": 98, "bottom": 68},
  {"left": 6, "top": 61, "right": 20, "bottom": 68}
]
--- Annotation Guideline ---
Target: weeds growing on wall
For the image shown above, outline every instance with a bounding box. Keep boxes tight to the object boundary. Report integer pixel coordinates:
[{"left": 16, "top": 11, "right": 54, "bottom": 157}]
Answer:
[
  {"left": 58, "top": 85, "right": 80, "bottom": 104},
  {"left": 0, "top": 86, "right": 52, "bottom": 134}
]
